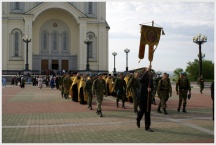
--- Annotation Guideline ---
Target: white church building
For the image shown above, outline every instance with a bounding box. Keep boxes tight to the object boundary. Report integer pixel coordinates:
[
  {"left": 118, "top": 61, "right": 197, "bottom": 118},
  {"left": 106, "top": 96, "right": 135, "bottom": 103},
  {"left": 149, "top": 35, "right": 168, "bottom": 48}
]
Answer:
[{"left": 2, "top": 2, "right": 110, "bottom": 74}]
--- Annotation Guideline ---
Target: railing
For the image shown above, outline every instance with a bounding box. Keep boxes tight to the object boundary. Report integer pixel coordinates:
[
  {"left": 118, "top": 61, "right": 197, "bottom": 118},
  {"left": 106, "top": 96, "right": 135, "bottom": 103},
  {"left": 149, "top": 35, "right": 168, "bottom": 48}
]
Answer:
[{"left": 2, "top": 70, "right": 40, "bottom": 75}]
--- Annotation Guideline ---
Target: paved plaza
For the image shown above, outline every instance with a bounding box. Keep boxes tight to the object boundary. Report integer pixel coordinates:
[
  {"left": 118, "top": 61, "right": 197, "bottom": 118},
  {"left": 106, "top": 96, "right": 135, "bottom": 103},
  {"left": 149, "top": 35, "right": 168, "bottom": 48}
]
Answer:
[{"left": 2, "top": 83, "right": 214, "bottom": 143}]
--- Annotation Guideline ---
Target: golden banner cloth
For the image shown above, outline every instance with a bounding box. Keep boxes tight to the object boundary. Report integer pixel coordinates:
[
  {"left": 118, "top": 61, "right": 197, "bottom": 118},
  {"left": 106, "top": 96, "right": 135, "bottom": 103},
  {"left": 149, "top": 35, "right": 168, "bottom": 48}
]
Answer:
[{"left": 138, "top": 25, "right": 162, "bottom": 61}]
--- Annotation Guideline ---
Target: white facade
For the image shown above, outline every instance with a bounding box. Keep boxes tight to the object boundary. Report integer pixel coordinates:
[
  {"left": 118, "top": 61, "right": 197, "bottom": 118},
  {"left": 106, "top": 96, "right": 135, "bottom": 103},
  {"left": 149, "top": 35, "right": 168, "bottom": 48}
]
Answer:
[{"left": 2, "top": 2, "right": 110, "bottom": 73}]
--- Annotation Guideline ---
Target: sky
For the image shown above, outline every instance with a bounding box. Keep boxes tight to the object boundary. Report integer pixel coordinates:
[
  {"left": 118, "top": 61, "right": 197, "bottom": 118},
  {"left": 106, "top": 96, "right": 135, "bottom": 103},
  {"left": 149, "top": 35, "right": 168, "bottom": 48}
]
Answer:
[
  {"left": 106, "top": 1, "right": 215, "bottom": 73},
  {"left": 0, "top": 1, "right": 214, "bottom": 74}
]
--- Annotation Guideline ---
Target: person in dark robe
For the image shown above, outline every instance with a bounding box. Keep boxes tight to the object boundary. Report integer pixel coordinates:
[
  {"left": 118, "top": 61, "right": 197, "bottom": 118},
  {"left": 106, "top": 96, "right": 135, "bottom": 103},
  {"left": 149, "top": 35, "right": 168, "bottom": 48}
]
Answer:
[
  {"left": 136, "top": 65, "right": 154, "bottom": 132},
  {"left": 72, "top": 74, "right": 81, "bottom": 102},
  {"left": 55, "top": 76, "right": 59, "bottom": 89}
]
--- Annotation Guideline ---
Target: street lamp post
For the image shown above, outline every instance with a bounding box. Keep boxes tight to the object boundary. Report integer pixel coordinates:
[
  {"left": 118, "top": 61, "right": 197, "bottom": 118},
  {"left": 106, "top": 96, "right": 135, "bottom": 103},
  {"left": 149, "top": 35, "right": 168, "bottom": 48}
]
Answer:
[
  {"left": 197, "top": 53, "right": 205, "bottom": 59},
  {"left": 124, "top": 48, "right": 130, "bottom": 71},
  {"left": 193, "top": 33, "right": 207, "bottom": 77},
  {"left": 84, "top": 37, "right": 92, "bottom": 71},
  {"left": 112, "top": 52, "right": 117, "bottom": 73},
  {"left": 23, "top": 36, "right": 31, "bottom": 70}
]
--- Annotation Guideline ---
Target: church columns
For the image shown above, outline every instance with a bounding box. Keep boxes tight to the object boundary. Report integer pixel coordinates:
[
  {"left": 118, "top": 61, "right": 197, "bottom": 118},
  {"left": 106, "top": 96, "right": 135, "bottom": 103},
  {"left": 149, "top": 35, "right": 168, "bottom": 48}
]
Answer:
[
  {"left": 78, "top": 20, "right": 87, "bottom": 70},
  {"left": 98, "top": 23, "right": 108, "bottom": 71},
  {"left": 58, "top": 59, "right": 62, "bottom": 70},
  {"left": 48, "top": 59, "right": 51, "bottom": 69},
  {"left": 2, "top": 20, "right": 8, "bottom": 70}
]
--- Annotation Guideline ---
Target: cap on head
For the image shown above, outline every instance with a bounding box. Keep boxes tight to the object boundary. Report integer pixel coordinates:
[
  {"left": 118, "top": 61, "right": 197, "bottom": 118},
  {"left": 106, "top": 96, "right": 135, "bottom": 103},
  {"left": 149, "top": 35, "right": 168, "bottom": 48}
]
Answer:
[
  {"left": 180, "top": 72, "right": 185, "bottom": 76},
  {"left": 120, "top": 72, "right": 124, "bottom": 75}
]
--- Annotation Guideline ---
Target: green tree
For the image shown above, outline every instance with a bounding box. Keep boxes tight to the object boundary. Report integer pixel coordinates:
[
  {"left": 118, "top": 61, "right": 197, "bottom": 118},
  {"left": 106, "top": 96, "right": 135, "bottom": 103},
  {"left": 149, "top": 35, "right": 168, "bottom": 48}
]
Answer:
[
  {"left": 173, "top": 68, "right": 184, "bottom": 80},
  {"left": 186, "top": 59, "right": 214, "bottom": 81}
]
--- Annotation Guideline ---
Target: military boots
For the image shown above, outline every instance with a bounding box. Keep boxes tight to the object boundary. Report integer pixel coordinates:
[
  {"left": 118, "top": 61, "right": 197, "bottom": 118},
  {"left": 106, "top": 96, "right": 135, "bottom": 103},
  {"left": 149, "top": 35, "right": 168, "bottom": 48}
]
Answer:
[
  {"left": 99, "top": 110, "right": 103, "bottom": 117},
  {"left": 134, "top": 109, "right": 138, "bottom": 113},
  {"left": 152, "top": 97, "right": 156, "bottom": 105},
  {"left": 88, "top": 104, "right": 92, "bottom": 110},
  {"left": 157, "top": 103, "right": 162, "bottom": 113},
  {"left": 183, "top": 105, "right": 187, "bottom": 113},
  {"left": 122, "top": 102, "right": 126, "bottom": 109},
  {"left": 64, "top": 94, "right": 68, "bottom": 99},
  {"left": 157, "top": 106, "right": 162, "bottom": 113},
  {"left": 96, "top": 109, "right": 99, "bottom": 115},
  {"left": 136, "top": 112, "right": 142, "bottom": 128},
  {"left": 177, "top": 107, "right": 180, "bottom": 112},
  {"left": 136, "top": 117, "right": 140, "bottom": 128},
  {"left": 163, "top": 108, "right": 168, "bottom": 115},
  {"left": 177, "top": 103, "right": 181, "bottom": 112},
  {"left": 97, "top": 110, "right": 103, "bottom": 117}
]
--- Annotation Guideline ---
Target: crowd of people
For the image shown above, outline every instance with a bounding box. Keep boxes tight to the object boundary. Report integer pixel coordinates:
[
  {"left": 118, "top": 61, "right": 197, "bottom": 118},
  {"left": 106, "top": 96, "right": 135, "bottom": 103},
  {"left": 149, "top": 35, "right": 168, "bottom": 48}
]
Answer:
[
  {"left": 38, "top": 65, "right": 193, "bottom": 132},
  {"left": 9, "top": 75, "right": 27, "bottom": 88},
  {"left": 4, "top": 66, "right": 214, "bottom": 132}
]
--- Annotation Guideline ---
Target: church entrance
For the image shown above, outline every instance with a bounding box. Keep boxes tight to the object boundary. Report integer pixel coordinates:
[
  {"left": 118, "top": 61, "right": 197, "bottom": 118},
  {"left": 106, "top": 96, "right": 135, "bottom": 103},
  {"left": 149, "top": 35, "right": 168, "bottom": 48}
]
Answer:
[
  {"left": 52, "top": 60, "right": 58, "bottom": 70},
  {"left": 61, "top": 60, "right": 68, "bottom": 71},
  {"left": 41, "top": 59, "right": 48, "bottom": 71}
]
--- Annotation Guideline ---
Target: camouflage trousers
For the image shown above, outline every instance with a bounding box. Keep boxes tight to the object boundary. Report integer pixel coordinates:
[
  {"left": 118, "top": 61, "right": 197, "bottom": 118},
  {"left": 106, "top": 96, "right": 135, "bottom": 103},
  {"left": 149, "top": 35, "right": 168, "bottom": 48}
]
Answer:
[
  {"left": 64, "top": 87, "right": 70, "bottom": 98},
  {"left": 87, "top": 91, "right": 93, "bottom": 105},
  {"left": 61, "top": 86, "right": 64, "bottom": 97},
  {"left": 131, "top": 90, "right": 138, "bottom": 110},
  {"left": 158, "top": 91, "right": 169, "bottom": 109},
  {"left": 200, "top": 84, "right": 204, "bottom": 93},
  {"left": 96, "top": 93, "right": 104, "bottom": 111},
  {"left": 179, "top": 90, "right": 187, "bottom": 106}
]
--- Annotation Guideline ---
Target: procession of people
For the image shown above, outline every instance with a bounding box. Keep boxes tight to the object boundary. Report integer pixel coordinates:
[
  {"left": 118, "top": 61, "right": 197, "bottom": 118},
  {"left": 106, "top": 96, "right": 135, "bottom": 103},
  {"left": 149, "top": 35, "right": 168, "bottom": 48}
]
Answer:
[{"left": 3, "top": 66, "right": 213, "bottom": 132}]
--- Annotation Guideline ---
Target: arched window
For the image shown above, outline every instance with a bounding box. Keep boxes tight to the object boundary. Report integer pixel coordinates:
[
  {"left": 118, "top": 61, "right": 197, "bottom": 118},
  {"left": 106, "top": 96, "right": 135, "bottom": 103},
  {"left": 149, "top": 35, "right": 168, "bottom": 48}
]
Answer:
[
  {"left": 85, "top": 2, "right": 96, "bottom": 17},
  {"left": 42, "top": 31, "right": 48, "bottom": 50},
  {"left": 86, "top": 32, "right": 95, "bottom": 58},
  {"left": 88, "top": 2, "right": 93, "bottom": 14},
  {"left": 11, "top": 29, "right": 22, "bottom": 58},
  {"left": 62, "top": 31, "right": 68, "bottom": 51},
  {"left": 52, "top": 31, "right": 58, "bottom": 51},
  {"left": 14, "top": 32, "right": 19, "bottom": 56},
  {"left": 11, "top": 2, "right": 24, "bottom": 13},
  {"left": 15, "top": 2, "right": 20, "bottom": 9}
]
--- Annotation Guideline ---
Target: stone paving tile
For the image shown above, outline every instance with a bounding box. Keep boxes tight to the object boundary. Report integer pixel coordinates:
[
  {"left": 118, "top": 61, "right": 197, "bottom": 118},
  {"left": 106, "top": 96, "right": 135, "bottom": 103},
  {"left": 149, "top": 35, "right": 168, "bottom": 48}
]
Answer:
[
  {"left": 2, "top": 124, "right": 213, "bottom": 143},
  {"left": 2, "top": 85, "right": 214, "bottom": 143}
]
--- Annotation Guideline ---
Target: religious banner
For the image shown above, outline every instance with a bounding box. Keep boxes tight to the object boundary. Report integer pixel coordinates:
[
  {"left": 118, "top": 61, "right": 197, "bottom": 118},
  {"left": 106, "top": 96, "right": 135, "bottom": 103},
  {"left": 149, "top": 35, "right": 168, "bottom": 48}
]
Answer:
[
  {"left": 138, "top": 22, "right": 164, "bottom": 113},
  {"left": 138, "top": 25, "right": 162, "bottom": 62}
]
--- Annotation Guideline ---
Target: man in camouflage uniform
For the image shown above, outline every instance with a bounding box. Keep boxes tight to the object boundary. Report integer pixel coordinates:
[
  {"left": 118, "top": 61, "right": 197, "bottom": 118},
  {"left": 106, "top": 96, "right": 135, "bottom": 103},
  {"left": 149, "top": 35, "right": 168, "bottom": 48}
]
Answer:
[
  {"left": 157, "top": 73, "right": 172, "bottom": 115},
  {"left": 127, "top": 72, "right": 140, "bottom": 113},
  {"left": 60, "top": 74, "right": 66, "bottom": 98},
  {"left": 114, "top": 73, "right": 127, "bottom": 109},
  {"left": 151, "top": 73, "right": 157, "bottom": 105},
  {"left": 153, "top": 73, "right": 162, "bottom": 105},
  {"left": 63, "top": 73, "right": 72, "bottom": 99},
  {"left": 84, "top": 74, "right": 94, "bottom": 110},
  {"left": 92, "top": 73, "right": 107, "bottom": 117},
  {"left": 58, "top": 74, "right": 62, "bottom": 90},
  {"left": 176, "top": 72, "right": 191, "bottom": 112}
]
